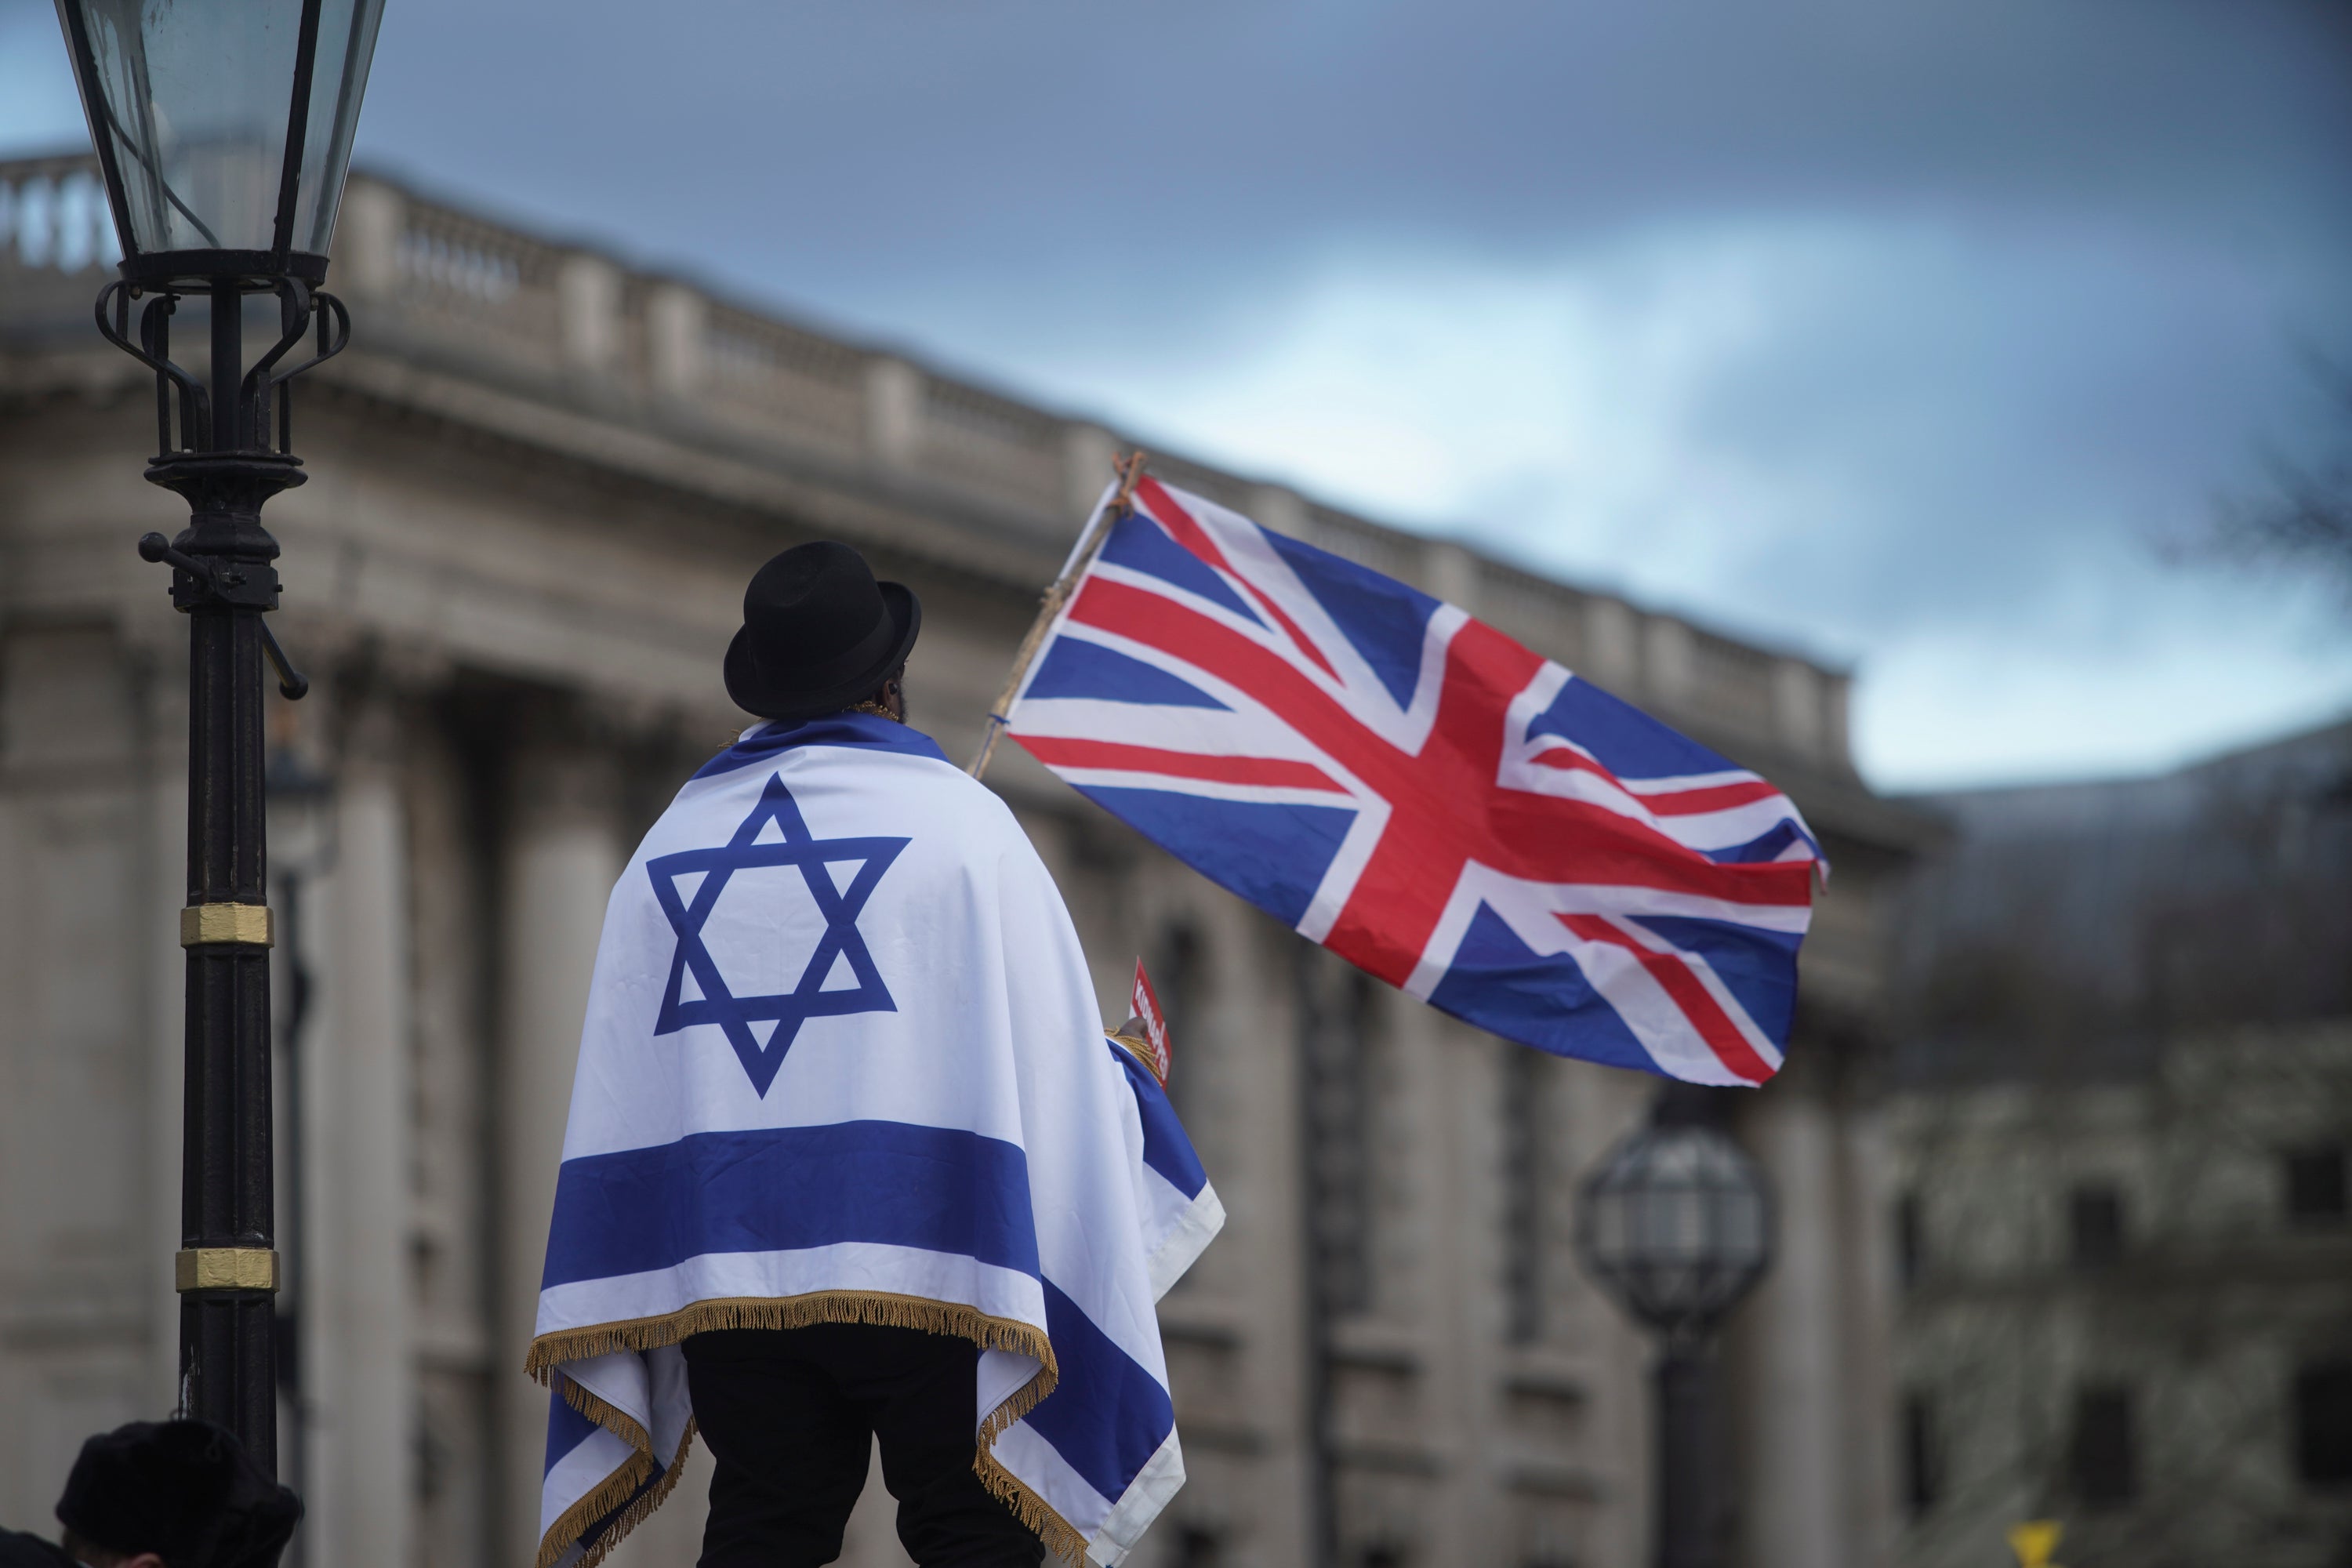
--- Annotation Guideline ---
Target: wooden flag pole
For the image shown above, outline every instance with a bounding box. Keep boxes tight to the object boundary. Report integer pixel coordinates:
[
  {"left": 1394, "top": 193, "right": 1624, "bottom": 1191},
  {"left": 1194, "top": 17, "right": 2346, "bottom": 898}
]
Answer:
[{"left": 967, "top": 449, "right": 1149, "bottom": 779}]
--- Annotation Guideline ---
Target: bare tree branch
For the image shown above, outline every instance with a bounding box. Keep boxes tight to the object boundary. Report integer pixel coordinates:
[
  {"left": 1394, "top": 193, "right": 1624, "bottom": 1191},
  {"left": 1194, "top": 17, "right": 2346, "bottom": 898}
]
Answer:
[{"left": 2196, "top": 354, "right": 2352, "bottom": 604}]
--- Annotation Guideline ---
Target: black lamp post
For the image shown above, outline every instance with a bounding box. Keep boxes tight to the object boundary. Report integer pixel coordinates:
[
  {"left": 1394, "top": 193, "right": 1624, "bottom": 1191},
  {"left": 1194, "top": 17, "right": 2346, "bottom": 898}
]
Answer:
[
  {"left": 1575, "top": 1084, "right": 1774, "bottom": 1568},
  {"left": 52, "top": 0, "right": 387, "bottom": 1473}
]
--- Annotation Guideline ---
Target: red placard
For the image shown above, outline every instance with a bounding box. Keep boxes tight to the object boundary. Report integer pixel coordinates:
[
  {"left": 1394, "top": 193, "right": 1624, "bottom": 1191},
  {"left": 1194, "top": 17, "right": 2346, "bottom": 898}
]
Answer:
[{"left": 1130, "top": 958, "right": 1172, "bottom": 1085}]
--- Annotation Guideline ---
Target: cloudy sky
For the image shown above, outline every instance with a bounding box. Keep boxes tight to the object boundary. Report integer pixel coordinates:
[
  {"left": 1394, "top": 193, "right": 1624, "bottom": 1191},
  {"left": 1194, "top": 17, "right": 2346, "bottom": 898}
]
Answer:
[{"left": 6, "top": 0, "right": 2350, "bottom": 789}]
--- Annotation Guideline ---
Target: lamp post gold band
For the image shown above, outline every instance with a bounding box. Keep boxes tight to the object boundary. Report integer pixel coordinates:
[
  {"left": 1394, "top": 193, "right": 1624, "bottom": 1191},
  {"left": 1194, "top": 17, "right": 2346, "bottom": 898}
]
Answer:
[
  {"left": 175, "top": 1248, "right": 279, "bottom": 1294},
  {"left": 179, "top": 903, "right": 273, "bottom": 948}
]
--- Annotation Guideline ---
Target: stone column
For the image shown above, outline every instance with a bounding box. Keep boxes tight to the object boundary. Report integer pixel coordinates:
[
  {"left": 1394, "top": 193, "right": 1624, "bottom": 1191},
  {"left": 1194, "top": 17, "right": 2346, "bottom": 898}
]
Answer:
[
  {"left": 1564, "top": 1062, "right": 1657, "bottom": 1568},
  {"left": 864, "top": 358, "right": 925, "bottom": 470},
  {"left": 0, "top": 626, "right": 169, "bottom": 1519},
  {"left": 137, "top": 631, "right": 193, "bottom": 1421},
  {"left": 1421, "top": 541, "right": 1480, "bottom": 612},
  {"left": 1246, "top": 485, "right": 1310, "bottom": 539},
  {"left": 333, "top": 179, "right": 407, "bottom": 304},
  {"left": 1582, "top": 597, "right": 1641, "bottom": 695},
  {"left": 495, "top": 721, "right": 626, "bottom": 1568},
  {"left": 1062, "top": 423, "right": 1119, "bottom": 521},
  {"left": 1839, "top": 1104, "right": 1900, "bottom": 1567},
  {"left": 1772, "top": 659, "right": 1827, "bottom": 764},
  {"left": 299, "top": 696, "right": 415, "bottom": 1568},
  {"left": 1183, "top": 906, "right": 1318, "bottom": 1568},
  {"left": 401, "top": 713, "right": 500, "bottom": 1566},
  {"left": 1821, "top": 670, "right": 1855, "bottom": 771},
  {"left": 1641, "top": 616, "right": 1696, "bottom": 716},
  {"left": 557, "top": 254, "right": 626, "bottom": 378},
  {"left": 646, "top": 282, "right": 710, "bottom": 401},
  {"left": 1736, "top": 1081, "right": 1849, "bottom": 1568},
  {"left": 1421, "top": 1011, "right": 1501, "bottom": 1565}
]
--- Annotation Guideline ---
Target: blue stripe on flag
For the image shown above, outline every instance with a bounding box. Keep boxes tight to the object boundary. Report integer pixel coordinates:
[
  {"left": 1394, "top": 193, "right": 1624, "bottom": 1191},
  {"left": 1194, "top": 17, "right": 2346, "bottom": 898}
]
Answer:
[
  {"left": 542, "top": 1122, "right": 1040, "bottom": 1289},
  {"left": 1107, "top": 1047, "right": 1207, "bottom": 1200},
  {"left": 1070, "top": 787, "right": 1356, "bottom": 929},
  {"left": 692, "top": 713, "right": 950, "bottom": 781},
  {"left": 1022, "top": 1278, "right": 1178, "bottom": 1502},
  {"left": 1261, "top": 528, "right": 1439, "bottom": 711},
  {"left": 1427, "top": 902, "right": 1657, "bottom": 1075},
  {"left": 1103, "top": 513, "right": 1264, "bottom": 626},
  {"left": 1701, "top": 821, "right": 1816, "bottom": 866},
  {"left": 1026, "top": 637, "right": 1230, "bottom": 710},
  {"left": 545, "top": 1385, "right": 602, "bottom": 1476},
  {"left": 1528, "top": 677, "right": 1734, "bottom": 782}
]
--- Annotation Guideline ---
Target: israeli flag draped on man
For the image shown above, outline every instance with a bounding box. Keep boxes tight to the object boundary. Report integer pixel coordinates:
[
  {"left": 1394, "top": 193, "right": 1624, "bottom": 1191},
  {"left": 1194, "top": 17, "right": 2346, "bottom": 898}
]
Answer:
[{"left": 529, "top": 712, "right": 1223, "bottom": 1567}]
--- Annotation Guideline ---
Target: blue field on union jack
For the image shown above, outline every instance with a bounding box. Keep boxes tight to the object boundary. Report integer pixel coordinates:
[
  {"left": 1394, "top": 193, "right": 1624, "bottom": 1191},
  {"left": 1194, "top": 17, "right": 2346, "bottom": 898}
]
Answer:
[{"left": 1005, "top": 477, "right": 1826, "bottom": 1085}]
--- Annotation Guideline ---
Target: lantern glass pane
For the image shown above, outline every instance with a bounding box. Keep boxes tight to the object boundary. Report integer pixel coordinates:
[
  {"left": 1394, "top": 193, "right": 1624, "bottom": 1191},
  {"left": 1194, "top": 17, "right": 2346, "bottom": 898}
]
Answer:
[
  {"left": 289, "top": 0, "right": 387, "bottom": 253},
  {"left": 1577, "top": 1122, "right": 1773, "bottom": 1335},
  {"left": 55, "top": 0, "right": 387, "bottom": 257}
]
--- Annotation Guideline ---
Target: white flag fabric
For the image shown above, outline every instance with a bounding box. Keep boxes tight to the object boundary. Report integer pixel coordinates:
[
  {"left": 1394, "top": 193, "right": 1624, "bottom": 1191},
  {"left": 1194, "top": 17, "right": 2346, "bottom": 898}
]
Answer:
[{"left": 529, "top": 713, "right": 1224, "bottom": 1567}]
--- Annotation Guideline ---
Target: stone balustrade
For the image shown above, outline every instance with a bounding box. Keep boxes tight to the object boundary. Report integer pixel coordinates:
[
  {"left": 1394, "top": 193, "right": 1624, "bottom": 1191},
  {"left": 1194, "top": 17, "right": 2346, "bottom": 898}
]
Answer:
[
  {"left": 0, "top": 154, "right": 116, "bottom": 275},
  {"left": 0, "top": 154, "right": 122, "bottom": 331},
  {"left": 0, "top": 153, "right": 1856, "bottom": 775}
]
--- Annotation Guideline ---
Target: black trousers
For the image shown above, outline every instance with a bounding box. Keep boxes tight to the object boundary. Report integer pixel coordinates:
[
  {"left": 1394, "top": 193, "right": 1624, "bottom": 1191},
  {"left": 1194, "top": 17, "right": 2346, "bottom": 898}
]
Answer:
[{"left": 683, "top": 1323, "right": 1045, "bottom": 1568}]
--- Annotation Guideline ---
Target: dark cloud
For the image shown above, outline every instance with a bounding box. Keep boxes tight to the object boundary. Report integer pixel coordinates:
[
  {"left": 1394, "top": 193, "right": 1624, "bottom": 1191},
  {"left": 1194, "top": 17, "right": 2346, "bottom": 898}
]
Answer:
[
  {"left": 5, "top": 0, "right": 2350, "bottom": 783},
  {"left": 335, "top": 0, "right": 2352, "bottom": 307}
]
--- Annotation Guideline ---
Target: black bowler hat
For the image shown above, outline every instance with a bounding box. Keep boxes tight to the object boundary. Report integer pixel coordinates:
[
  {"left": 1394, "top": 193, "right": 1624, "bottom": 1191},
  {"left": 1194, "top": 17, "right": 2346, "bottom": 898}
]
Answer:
[
  {"left": 723, "top": 542, "right": 921, "bottom": 721},
  {"left": 55, "top": 1418, "right": 300, "bottom": 1568}
]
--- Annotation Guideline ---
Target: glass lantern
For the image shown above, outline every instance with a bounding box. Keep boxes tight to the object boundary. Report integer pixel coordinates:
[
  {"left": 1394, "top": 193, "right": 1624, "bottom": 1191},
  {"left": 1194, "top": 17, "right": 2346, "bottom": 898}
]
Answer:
[
  {"left": 55, "top": 0, "right": 388, "bottom": 287},
  {"left": 1575, "top": 1091, "right": 1774, "bottom": 1342}
]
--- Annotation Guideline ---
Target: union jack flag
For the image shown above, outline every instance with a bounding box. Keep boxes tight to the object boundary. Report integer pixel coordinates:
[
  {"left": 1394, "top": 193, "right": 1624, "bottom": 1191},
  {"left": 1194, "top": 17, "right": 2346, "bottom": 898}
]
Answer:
[{"left": 1005, "top": 477, "right": 1824, "bottom": 1085}]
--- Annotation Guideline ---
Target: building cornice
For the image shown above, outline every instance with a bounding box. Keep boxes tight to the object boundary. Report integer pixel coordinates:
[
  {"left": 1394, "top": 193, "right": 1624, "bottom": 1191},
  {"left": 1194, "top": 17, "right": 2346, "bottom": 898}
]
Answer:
[{"left": 0, "top": 154, "right": 1944, "bottom": 849}]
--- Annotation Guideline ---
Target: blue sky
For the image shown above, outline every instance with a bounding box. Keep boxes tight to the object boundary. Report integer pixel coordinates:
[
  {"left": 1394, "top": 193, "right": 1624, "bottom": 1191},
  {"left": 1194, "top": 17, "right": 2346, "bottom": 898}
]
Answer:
[{"left": 6, "top": 0, "right": 2350, "bottom": 790}]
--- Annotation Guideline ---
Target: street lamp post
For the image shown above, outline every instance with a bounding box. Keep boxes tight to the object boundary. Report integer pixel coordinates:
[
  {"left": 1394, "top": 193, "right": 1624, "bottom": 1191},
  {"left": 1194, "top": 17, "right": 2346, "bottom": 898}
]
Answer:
[
  {"left": 1575, "top": 1083, "right": 1775, "bottom": 1568},
  {"left": 52, "top": 0, "right": 387, "bottom": 1474}
]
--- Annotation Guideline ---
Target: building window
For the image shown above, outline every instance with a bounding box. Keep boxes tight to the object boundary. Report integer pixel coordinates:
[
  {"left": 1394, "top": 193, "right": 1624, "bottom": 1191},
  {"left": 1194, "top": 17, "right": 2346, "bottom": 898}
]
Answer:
[
  {"left": 1301, "top": 954, "right": 1379, "bottom": 1317},
  {"left": 2286, "top": 1147, "right": 2348, "bottom": 1226},
  {"left": 2296, "top": 1362, "right": 2352, "bottom": 1488},
  {"left": 1156, "top": 920, "right": 1204, "bottom": 1122},
  {"left": 1501, "top": 1047, "right": 1545, "bottom": 1343},
  {"left": 2069, "top": 1386, "right": 2137, "bottom": 1507},
  {"left": 1173, "top": 1524, "right": 1224, "bottom": 1568},
  {"left": 1902, "top": 1391, "right": 1941, "bottom": 1517},
  {"left": 1895, "top": 1192, "right": 1924, "bottom": 1290},
  {"left": 2069, "top": 1185, "right": 2125, "bottom": 1269}
]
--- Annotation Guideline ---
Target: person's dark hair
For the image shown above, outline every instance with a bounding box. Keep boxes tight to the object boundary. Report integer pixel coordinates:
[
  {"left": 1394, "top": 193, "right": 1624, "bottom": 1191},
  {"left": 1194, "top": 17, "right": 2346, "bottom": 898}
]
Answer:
[
  {"left": 58, "top": 1528, "right": 131, "bottom": 1567},
  {"left": 844, "top": 660, "right": 906, "bottom": 717}
]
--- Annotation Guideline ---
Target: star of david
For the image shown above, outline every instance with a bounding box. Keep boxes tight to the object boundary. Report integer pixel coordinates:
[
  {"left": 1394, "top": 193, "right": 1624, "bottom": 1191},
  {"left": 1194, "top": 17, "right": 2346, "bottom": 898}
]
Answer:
[{"left": 647, "top": 773, "right": 909, "bottom": 1097}]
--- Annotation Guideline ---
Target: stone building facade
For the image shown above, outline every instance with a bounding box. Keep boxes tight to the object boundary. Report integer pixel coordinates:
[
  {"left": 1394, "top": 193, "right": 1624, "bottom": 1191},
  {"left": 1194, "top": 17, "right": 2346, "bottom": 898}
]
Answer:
[
  {"left": 1887, "top": 722, "right": 2352, "bottom": 1568},
  {"left": 0, "top": 154, "right": 1930, "bottom": 1568}
]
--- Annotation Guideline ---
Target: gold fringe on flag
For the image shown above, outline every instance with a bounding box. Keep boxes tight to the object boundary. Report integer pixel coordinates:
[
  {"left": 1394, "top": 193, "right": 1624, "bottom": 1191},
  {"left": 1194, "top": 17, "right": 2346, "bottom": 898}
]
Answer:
[
  {"left": 530, "top": 1290, "right": 1067, "bottom": 1568},
  {"left": 533, "top": 1446, "right": 654, "bottom": 1568},
  {"left": 532, "top": 1415, "right": 699, "bottom": 1568},
  {"left": 976, "top": 1443, "right": 1091, "bottom": 1564},
  {"left": 527, "top": 1290, "right": 1058, "bottom": 1388},
  {"left": 555, "top": 1370, "right": 651, "bottom": 1452},
  {"left": 574, "top": 1423, "right": 696, "bottom": 1568}
]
